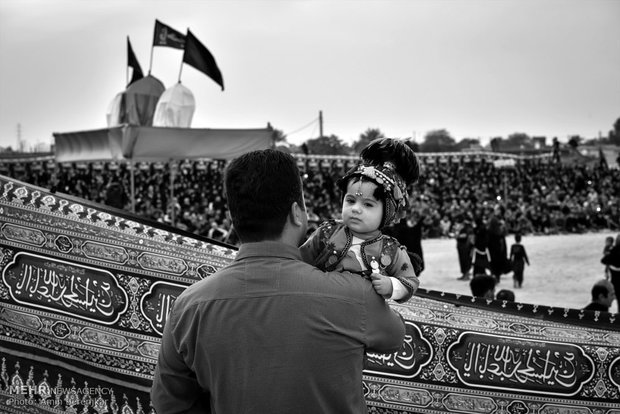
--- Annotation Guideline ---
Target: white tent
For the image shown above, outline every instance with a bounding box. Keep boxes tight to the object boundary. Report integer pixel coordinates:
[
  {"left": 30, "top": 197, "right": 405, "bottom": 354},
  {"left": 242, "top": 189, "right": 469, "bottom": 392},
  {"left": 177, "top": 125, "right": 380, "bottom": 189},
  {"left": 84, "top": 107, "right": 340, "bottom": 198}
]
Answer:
[
  {"left": 53, "top": 124, "right": 274, "bottom": 163},
  {"left": 53, "top": 124, "right": 274, "bottom": 220},
  {"left": 153, "top": 83, "right": 196, "bottom": 128},
  {"left": 106, "top": 92, "right": 124, "bottom": 127}
]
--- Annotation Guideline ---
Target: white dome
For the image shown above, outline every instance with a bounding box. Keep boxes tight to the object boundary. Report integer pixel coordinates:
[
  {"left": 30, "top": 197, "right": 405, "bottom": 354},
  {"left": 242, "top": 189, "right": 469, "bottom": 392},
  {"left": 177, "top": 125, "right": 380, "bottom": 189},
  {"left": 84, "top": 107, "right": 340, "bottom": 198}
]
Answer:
[
  {"left": 106, "top": 91, "right": 124, "bottom": 127},
  {"left": 153, "top": 83, "right": 196, "bottom": 128}
]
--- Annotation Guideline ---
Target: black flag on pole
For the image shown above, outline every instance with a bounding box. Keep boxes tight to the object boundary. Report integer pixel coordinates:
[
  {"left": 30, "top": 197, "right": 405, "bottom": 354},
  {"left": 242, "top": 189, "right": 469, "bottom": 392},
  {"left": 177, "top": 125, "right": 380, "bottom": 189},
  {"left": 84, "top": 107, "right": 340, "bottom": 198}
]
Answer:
[
  {"left": 127, "top": 37, "right": 144, "bottom": 86},
  {"left": 182, "top": 30, "right": 224, "bottom": 91},
  {"left": 153, "top": 19, "right": 186, "bottom": 49}
]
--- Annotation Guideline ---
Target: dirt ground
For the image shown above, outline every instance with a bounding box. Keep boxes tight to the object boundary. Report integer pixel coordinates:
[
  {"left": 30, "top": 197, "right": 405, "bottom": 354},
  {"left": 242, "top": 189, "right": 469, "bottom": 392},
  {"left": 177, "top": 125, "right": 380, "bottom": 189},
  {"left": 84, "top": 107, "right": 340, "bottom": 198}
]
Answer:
[{"left": 418, "top": 230, "right": 618, "bottom": 311}]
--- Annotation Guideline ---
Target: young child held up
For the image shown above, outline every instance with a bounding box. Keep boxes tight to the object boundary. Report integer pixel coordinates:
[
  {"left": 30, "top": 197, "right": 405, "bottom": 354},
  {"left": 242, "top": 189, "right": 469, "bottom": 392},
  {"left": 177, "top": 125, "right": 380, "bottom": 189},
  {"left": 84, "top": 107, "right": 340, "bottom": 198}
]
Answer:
[{"left": 300, "top": 138, "right": 421, "bottom": 303}]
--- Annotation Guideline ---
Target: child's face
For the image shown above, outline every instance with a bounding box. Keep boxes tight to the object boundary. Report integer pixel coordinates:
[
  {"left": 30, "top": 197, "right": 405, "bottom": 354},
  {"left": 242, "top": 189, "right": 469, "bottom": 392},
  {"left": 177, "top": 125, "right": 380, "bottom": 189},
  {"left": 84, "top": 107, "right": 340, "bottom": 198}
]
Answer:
[{"left": 342, "top": 180, "right": 383, "bottom": 238}]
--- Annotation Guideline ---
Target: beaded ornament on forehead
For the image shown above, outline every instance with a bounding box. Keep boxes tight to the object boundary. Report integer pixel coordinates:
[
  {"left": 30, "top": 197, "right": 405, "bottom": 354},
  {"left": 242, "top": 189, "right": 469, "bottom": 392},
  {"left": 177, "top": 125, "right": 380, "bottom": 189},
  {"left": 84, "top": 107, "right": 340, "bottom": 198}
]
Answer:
[{"left": 355, "top": 180, "right": 364, "bottom": 197}]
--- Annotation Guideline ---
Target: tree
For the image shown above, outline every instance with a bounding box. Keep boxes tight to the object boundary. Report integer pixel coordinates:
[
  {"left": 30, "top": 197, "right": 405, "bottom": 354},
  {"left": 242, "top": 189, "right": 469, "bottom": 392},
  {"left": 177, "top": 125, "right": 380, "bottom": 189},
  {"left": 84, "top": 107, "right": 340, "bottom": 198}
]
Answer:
[
  {"left": 612, "top": 117, "right": 620, "bottom": 146},
  {"left": 568, "top": 135, "right": 581, "bottom": 149},
  {"left": 304, "top": 135, "right": 350, "bottom": 155},
  {"left": 271, "top": 128, "right": 287, "bottom": 143},
  {"left": 454, "top": 138, "right": 480, "bottom": 151},
  {"left": 420, "top": 129, "right": 456, "bottom": 152},
  {"left": 506, "top": 133, "right": 531, "bottom": 148},
  {"left": 352, "top": 128, "right": 385, "bottom": 154}
]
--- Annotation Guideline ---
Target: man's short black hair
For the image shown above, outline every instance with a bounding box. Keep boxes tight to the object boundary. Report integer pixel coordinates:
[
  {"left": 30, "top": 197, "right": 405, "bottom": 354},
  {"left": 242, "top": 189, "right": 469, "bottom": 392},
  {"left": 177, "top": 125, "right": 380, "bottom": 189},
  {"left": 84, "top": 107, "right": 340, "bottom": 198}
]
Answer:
[{"left": 224, "top": 149, "right": 304, "bottom": 243}]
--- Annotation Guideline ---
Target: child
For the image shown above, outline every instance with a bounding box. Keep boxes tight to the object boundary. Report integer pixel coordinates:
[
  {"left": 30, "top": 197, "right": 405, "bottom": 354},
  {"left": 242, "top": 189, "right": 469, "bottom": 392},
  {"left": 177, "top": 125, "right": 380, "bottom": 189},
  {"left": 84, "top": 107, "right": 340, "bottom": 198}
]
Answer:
[
  {"left": 300, "top": 138, "right": 420, "bottom": 303},
  {"left": 509, "top": 233, "right": 530, "bottom": 288}
]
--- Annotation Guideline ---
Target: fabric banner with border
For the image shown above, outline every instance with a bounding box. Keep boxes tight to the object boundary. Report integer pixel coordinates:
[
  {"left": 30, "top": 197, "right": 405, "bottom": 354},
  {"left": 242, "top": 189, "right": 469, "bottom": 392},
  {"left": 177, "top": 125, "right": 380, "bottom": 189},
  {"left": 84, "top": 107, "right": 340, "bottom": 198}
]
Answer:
[{"left": 0, "top": 175, "right": 618, "bottom": 413}]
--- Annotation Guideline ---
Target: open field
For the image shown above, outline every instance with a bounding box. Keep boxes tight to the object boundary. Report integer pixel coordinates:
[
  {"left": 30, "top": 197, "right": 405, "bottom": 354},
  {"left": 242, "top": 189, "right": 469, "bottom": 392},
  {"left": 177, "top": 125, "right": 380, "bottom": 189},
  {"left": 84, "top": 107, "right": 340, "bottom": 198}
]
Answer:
[{"left": 419, "top": 230, "right": 618, "bottom": 311}]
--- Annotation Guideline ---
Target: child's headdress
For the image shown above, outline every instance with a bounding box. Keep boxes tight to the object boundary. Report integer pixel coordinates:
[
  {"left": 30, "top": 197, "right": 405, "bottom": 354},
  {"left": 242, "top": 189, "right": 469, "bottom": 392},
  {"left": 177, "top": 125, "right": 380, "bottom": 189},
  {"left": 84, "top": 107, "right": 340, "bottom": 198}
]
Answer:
[{"left": 360, "top": 138, "right": 420, "bottom": 185}]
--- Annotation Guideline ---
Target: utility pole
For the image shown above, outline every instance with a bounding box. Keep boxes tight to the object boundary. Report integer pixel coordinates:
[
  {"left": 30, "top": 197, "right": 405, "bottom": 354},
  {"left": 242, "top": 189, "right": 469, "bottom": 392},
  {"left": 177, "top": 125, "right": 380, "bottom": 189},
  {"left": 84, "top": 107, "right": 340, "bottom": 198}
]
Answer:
[
  {"left": 17, "top": 123, "right": 23, "bottom": 152},
  {"left": 319, "top": 110, "right": 323, "bottom": 138}
]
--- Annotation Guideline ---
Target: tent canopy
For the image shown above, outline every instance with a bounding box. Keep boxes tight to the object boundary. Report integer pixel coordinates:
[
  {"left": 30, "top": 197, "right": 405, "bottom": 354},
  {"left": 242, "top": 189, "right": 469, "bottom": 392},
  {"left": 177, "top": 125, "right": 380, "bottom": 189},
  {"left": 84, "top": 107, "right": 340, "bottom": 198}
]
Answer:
[
  {"left": 53, "top": 124, "right": 274, "bottom": 162},
  {"left": 153, "top": 83, "right": 196, "bottom": 128}
]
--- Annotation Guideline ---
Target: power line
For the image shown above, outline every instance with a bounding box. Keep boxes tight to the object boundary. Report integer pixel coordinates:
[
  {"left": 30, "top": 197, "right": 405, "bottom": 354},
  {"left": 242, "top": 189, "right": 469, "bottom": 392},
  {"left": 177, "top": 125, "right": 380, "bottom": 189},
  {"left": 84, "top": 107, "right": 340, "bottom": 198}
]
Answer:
[{"left": 285, "top": 117, "right": 319, "bottom": 137}]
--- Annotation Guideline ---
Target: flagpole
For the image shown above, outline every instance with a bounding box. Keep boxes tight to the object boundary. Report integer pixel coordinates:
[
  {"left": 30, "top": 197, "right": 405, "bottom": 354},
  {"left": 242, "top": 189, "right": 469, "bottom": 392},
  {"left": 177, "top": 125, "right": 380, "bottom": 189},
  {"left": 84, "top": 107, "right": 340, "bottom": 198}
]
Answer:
[
  {"left": 178, "top": 28, "right": 189, "bottom": 83},
  {"left": 126, "top": 36, "right": 130, "bottom": 86},
  {"left": 169, "top": 159, "right": 176, "bottom": 227},
  {"left": 130, "top": 160, "right": 136, "bottom": 213},
  {"left": 178, "top": 62, "right": 184, "bottom": 83},
  {"left": 148, "top": 45, "right": 154, "bottom": 75}
]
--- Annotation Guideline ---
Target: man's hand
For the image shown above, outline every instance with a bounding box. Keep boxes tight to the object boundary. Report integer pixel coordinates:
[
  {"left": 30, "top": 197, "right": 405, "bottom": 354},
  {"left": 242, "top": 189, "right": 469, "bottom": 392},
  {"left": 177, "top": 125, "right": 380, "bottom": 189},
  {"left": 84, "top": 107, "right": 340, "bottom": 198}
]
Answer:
[{"left": 370, "top": 272, "right": 393, "bottom": 298}]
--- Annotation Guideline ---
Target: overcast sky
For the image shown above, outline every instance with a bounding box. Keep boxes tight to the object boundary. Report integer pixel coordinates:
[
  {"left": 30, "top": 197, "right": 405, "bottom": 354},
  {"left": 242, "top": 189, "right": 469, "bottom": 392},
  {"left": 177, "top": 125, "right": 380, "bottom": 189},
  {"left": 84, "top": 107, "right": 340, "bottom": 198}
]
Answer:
[{"left": 1, "top": 0, "right": 618, "bottom": 151}]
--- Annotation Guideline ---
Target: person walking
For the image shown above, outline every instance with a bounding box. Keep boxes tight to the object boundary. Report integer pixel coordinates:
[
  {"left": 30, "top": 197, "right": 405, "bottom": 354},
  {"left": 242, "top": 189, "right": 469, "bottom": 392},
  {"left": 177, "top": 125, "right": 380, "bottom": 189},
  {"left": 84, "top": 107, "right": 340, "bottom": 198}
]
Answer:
[
  {"left": 151, "top": 149, "right": 406, "bottom": 414},
  {"left": 509, "top": 233, "right": 530, "bottom": 288}
]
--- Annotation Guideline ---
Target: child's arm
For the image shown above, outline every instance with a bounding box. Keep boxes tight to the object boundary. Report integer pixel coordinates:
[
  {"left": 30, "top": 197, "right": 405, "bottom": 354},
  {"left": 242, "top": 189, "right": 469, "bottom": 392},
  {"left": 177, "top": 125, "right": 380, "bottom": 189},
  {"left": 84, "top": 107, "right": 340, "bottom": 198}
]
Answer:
[
  {"left": 369, "top": 273, "right": 411, "bottom": 301},
  {"left": 374, "top": 244, "right": 420, "bottom": 303}
]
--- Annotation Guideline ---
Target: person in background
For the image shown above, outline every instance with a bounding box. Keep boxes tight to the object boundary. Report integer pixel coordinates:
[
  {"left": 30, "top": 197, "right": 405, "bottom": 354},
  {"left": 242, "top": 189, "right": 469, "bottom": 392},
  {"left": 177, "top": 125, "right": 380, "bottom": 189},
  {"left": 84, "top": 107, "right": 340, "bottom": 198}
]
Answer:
[
  {"left": 496, "top": 289, "right": 516, "bottom": 302},
  {"left": 487, "top": 205, "right": 509, "bottom": 282},
  {"left": 104, "top": 174, "right": 128, "bottom": 210},
  {"left": 151, "top": 149, "right": 405, "bottom": 414},
  {"left": 455, "top": 215, "right": 474, "bottom": 280},
  {"left": 583, "top": 279, "right": 616, "bottom": 312},
  {"left": 604, "top": 235, "right": 614, "bottom": 279},
  {"left": 469, "top": 274, "right": 497, "bottom": 300},
  {"left": 384, "top": 209, "right": 425, "bottom": 277},
  {"left": 509, "top": 233, "right": 530, "bottom": 288},
  {"left": 472, "top": 217, "right": 491, "bottom": 276},
  {"left": 602, "top": 234, "right": 620, "bottom": 313}
]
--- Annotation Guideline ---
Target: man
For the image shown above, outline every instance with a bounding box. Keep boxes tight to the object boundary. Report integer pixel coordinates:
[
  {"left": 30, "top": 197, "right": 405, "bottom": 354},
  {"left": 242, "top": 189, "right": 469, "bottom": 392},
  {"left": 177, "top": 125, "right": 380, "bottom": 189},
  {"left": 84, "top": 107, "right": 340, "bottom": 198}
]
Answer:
[
  {"left": 151, "top": 149, "right": 405, "bottom": 413},
  {"left": 486, "top": 205, "right": 509, "bottom": 282},
  {"left": 583, "top": 279, "right": 616, "bottom": 312},
  {"left": 469, "top": 274, "right": 497, "bottom": 300}
]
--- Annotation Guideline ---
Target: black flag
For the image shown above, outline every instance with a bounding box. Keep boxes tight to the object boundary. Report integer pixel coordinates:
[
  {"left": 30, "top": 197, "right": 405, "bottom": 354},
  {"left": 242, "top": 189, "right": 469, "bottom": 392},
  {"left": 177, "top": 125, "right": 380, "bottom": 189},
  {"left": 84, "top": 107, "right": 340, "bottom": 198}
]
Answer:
[
  {"left": 153, "top": 20, "right": 186, "bottom": 49},
  {"left": 182, "top": 30, "right": 224, "bottom": 91},
  {"left": 127, "top": 37, "right": 144, "bottom": 85}
]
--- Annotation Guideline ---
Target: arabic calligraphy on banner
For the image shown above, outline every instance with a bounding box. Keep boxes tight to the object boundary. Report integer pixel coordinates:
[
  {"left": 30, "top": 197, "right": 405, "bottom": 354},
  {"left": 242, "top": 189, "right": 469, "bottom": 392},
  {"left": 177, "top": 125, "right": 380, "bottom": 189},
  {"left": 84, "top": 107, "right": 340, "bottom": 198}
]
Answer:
[
  {"left": 610, "top": 357, "right": 620, "bottom": 390},
  {"left": 2, "top": 252, "right": 128, "bottom": 324},
  {"left": 365, "top": 322, "right": 433, "bottom": 378},
  {"left": 447, "top": 332, "right": 595, "bottom": 395},
  {"left": 141, "top": 281, "right": 186, "bottom": 335}
]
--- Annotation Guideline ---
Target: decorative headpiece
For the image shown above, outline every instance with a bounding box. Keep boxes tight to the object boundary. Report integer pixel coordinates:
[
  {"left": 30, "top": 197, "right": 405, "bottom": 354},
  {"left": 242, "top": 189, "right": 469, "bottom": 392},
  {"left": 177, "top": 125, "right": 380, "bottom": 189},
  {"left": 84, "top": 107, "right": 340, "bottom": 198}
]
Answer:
[{"left": 339, "top": 161, "right": 410, "bottom": 228}]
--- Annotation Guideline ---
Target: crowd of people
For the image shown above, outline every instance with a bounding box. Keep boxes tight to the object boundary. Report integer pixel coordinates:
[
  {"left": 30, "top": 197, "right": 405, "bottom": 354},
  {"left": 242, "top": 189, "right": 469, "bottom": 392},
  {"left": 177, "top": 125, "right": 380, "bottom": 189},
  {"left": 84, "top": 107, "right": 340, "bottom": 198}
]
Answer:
[
  {"left": 3, "top": 155, "right": 619, "bottom": 244},
  {"left": 4, "top": 154, "right": 618, "bottom": 247}
]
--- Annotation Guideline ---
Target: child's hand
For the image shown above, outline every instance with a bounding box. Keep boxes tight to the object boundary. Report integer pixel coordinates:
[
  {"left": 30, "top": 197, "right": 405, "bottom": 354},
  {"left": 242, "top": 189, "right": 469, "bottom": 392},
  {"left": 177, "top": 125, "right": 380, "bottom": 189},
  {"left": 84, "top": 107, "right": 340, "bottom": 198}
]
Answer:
[{"left": 370, "top": 272, "right": 393, "bottom": 298}]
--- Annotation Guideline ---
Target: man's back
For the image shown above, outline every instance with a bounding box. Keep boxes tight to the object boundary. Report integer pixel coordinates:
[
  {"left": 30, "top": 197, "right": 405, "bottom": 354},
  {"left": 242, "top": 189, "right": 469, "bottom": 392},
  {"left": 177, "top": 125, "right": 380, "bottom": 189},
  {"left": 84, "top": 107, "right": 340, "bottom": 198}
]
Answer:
[{"left": 152, "top": 241, "right": 405, "bottom": 413}]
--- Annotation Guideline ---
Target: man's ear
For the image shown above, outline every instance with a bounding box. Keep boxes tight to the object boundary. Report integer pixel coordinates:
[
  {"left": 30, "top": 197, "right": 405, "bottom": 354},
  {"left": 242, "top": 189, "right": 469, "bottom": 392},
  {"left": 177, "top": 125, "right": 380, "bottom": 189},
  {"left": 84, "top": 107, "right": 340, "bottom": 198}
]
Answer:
[{"left": 290, "top": 201, "right": 304, "bottom": 227}]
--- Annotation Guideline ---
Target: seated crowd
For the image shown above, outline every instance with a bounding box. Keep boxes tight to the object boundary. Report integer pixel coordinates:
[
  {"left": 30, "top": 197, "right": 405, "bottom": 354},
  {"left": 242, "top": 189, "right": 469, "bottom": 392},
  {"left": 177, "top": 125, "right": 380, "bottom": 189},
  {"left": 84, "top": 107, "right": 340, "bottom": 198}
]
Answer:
[{"left": 4, "top": 155, "right": 619, "bottom": 245}]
